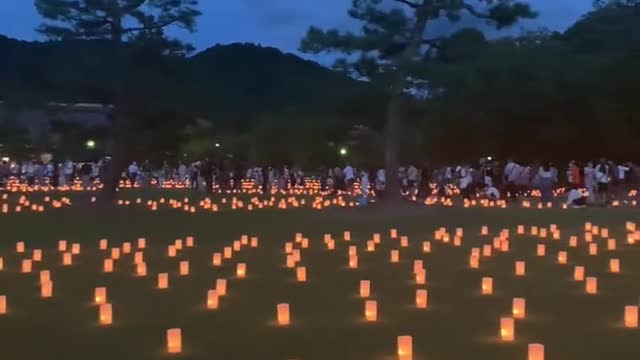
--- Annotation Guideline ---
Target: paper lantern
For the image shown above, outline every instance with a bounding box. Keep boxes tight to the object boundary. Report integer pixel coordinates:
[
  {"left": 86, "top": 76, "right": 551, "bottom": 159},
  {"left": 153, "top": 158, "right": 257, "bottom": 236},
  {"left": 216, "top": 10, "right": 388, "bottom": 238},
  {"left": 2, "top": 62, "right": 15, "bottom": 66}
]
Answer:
[
  {"left": 528, "top": 343, "right": 544, "bottom": 360},
  {"left": 482, "top": 245, "right": 492, "bottom": 257},
  {"left": 366, "top": 240, "right": 376, "bottom": 252},
  {"left": 134, "top": 251, "right": 144, "bottom": 264},
  {"left": 277, "top": 303, "right": 290, "bottom": 325},
  {"left": 250, "top": 237, "right": 259, "bottom": 247},
  {"left": 586, "top": 277, "right": 597, "bottom": 294},
  {"left": 99, "top": 303, "right": 112, "bottom": 325},
  {"left": 167, "top": 245, "right": 177, "bottom": 257},
  {"left": 574, "top": 266, "right": 585, "bottom": 281},
  {"left": 552, "top": 231, "right": 560, "bottom": 240},
  {"left": 58, "top": 240, "right": 67, "bottom": 252},
  {"left": 136, "top": 262, "right": 147, "bottom": 276},
  {"left": 390, "top": 229, "right": 398, "bottom": 238},
  {"left": 158, "top": 273, "right": 169, "bottom": 289},
  {"left": 344, "top": 231, "right": 352, "bottom": 241},
  {"left": 99, "top": 239, "right": 108, "bottom": 250},
  {"left": 326, "top": 239, "right": 335, "bottom": 250},
  {"left": 601, "top": 228, "right": 609, "bottom": 238},
  {"left": 625, "top": 305, "right": 638, "bottom": 328},
  {"left": 212, "top": 253, "right": 222, "bottom": 266},
  {"left": 301, "top": 238, "right": 309, "bottom": 248},
  {"left": 397, "top": 335, "right": 412, "bottom": 360},
  {"left": 536, "top": 244, "right": 545, "bottom": 256},
  {"left": 186, "top": 236, "right": 194, "bottom": 247},
  {"left": 236, "top": 263, "right": 247, "bottom": 278},
  {"left": 348, "top": 246, "right": 357, "bottom": 256},
  {"left": 592, "top": 225, "right": 599, "bottom": 235},
  {"left": 482, "top": 277, "right": 493, "bottom": 295},
  {"left": 179, "top": 261, "right": 189, "bottom": 276},
  {"left": 121, "top": 242, "right": 131, "bottom": 254},
  {"left": 103, "top": 259, "right": 114, "bottom": 273},
  {"left": 286, "top": 255, "right": 296, "bottom": 268},
  {"left": 456, "top": 227, "right": 464, "bottom": 237},
  {"left": 0, "top": 295, "right": 5, "bottom": 315},
  {"left": 390, "top": 250, "right": 399, "bottom": 263},
  {"left": 585, "top": 222, "right": 592, "bottom": 231},
  {"left": 585, "top": 233, "right": 593, "bottom": 242},
  {"left": 539, "top": 228, "right": 548, "bottom": 238},
  {"left": 32, "top": 249, "right": 42, "bottom": 262},
  {"left": 349, "top": 255, "right": 358, "bottom": 269},
  {"left": 233, "top": 241, "right": 241, "bottom": 252},
  {"left": 71, "top": 243, "right": 80, "bottom": 255},
  {"left": 240, "top": 235, "right": 248, "bottom": 245},
  {"left": 512, "top": 298, "right": 526, "bottom": 319},
  {"left": 413, "top": 260, "right": 424, "bottom": 274},
  {"left": 607, "top": 239, "right": 616, "bottom": 250},
  {"left": 166, "top": 328, "right": 182, "bottom": 354},
  {"left": 41, "top": 281, "right": 53, "bottom": 298},
  {"left": 481, "top": 226, "right": 489, "bottom": 235},
  {"left": 174, "top": 239, "right": 183, "bottom": 250},
  {"left": 469, "top": 255, "right": 479, "bottom": 269},
  {"left": 216, "top": 279, "right": 227, "bottom": 296},
  {"left": 569, "top": 236, "right": 578, "bottom": 247},
  {"left": 531, "top": 226, "right": 538, "bottom": 236},
  {"left": 493, "top": 238, "right": 501, "bottom": 249},
  {"left": 610, "top": 259, "right": 620, "bottom": 273},
  {"left": 207, "top": 290, "right": 219, "bottom": 310},
  {"left": 373, "top": 233, "right": 381, "bottom": 244},
  {"left": 111, "top": 248, "right": 120, "bottom": 260},
  {"left": 500, "top": 317, "right": 515, "bottom": 341},
  {"left": 558, "top": 251, "right": 567, "bottom": 265},
  {"left": 95, "top": 287, "right": 107, "bottom": 305},
  {"left": 223, "top": 247, "right": 233, "bottom": 259},
  {"left": 292, "top": 249, "right": 301, "bottom": 262},
  {"left": 416, "top": 289, "right": 428, "bottom": 309},
  {"left": 415, "top": 269, "right": 426, "bottom": 285},
  {"left": 589, "top": 243, "right": 598, "bottom": 255},
  {"left": 360, "top": 280, "right": 371, "bottom": 298},
  {"left": 22, "top": 259, "right": 32, "bottom": 273},
  {"left": 422, "top": 242, "right": 431, "bottom": 253},
  {"left": 517, "top": 225, "right": 525, "bottom": 235},
  {"left": 16, "top": 242, "right": 25, "bottom": 253},
  {"left": 500, "top": 240, "right": 509, "bottom": 252},
  {"left": 364, "top": 300, "right": 377, "bottom": 321},
  {"left": 515, "top": 261, "right": 526, "bottom": 276},
  {"left": 400, "top": 236, "right": 409, "bottom": 247},
  {"left": 63, "top": 252, "right": 72, "bottom": 265},
  {"left": 137, "top": 238, "right": 146, "bottom": 249},
  {"left": 627, "top": 234, "right": 635, "bottom": 245}
]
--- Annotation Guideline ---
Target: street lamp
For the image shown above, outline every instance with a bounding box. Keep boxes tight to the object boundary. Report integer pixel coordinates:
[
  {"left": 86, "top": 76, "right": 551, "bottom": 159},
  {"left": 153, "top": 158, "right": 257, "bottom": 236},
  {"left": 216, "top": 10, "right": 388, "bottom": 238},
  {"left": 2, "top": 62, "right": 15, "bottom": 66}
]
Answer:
[
  {"left": 339, "top": 147, "right": 348, "bottom": 156},
  {"left": 86, "top": 140, "right": 96, "bottom": 149}
]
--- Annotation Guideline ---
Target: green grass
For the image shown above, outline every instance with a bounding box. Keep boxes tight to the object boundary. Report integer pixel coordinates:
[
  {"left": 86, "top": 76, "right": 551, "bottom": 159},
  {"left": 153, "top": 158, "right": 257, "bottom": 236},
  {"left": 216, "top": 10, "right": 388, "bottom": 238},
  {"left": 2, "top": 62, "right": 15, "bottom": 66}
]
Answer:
[{"left": 0, "top": 192, "right": 639, "bottom": 360}]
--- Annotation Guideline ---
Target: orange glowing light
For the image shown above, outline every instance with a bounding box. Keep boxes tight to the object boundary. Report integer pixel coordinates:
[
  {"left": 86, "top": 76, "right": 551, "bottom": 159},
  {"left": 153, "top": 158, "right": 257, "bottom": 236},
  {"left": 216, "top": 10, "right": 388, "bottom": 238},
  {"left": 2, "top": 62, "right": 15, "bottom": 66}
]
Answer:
[
  {"left": 99, "top": 303, "right": 112, "bottom": 325},
  {"left": 166, "top": 328, "right": 182, "bottom": 354},
  {"left": 158, "top": 273, "right": 169, "bottom": 289},
  {"left": 364, "top": 300, "right": 377, "bottom": 321},
  {"left": 500, "top": 317, "right": 515, "bottom": 341},
  {"left": 277, "top": 303, "right": 290, "bottom": 325},
  {"left": 416, "top": 289, "right": 428, "bottom": 309},
  {"left": 512, "top": 298, "right": 526, "bottom": 319}
]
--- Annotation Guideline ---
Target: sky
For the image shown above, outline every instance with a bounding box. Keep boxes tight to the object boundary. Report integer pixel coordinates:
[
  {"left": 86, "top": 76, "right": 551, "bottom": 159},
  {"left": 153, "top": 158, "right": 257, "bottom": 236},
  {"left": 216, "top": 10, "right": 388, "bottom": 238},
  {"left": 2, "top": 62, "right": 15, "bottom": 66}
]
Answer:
[{"left": 0, "top": 0, "right": 594, "bottom": 62}]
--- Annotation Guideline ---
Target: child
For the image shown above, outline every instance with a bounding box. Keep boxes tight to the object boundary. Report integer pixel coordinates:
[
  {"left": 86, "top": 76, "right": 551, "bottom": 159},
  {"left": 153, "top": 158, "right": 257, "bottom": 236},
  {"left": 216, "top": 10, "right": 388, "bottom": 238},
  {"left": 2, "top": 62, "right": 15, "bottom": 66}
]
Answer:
[{"left": 566, "top": 185, "right": 586, "bottom": 208}]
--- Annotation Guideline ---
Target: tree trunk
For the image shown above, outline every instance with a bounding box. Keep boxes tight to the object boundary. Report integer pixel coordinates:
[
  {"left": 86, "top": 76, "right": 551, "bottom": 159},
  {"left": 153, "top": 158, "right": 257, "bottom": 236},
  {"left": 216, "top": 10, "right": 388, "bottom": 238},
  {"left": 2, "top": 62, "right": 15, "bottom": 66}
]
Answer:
[{"left": 382, "top": 5, "right": 430, "bottom": 204}]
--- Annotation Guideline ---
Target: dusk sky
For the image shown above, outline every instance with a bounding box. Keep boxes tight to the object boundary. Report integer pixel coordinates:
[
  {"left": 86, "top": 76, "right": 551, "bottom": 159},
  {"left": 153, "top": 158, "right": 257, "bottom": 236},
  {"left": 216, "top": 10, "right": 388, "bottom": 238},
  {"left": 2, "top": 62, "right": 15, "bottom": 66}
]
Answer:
[{"left": 0, "top": 1, "right": 593, "bottom": 61}]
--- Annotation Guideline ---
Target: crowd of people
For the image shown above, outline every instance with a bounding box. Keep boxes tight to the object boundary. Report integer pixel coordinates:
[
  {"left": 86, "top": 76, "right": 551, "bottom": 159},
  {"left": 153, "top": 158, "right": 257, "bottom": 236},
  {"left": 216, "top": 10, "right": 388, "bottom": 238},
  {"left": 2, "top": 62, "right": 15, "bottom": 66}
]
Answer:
[{"left": 1, "top": 157, "right": 637, "bottom": 206}]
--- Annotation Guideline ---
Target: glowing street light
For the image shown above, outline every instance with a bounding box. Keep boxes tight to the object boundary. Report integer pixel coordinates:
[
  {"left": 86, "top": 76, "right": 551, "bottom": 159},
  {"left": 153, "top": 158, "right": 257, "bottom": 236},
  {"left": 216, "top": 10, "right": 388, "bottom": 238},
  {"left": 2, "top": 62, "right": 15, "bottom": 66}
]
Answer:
[
  {"left": 86, "top": 140, "right": 96, "bottom": 149},
  {"left": 339, "top": 147, "right": 348, "bottom": 156}
]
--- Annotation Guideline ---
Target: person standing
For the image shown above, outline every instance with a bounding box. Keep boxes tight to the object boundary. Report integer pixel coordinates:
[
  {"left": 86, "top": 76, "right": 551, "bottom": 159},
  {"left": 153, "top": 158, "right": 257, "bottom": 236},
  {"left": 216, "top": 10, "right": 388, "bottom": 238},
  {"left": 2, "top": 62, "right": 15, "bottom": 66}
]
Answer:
[
  {"left": 595, "top": 159, "right": 610, "bottom": 205},
  {"left": 583, "top": 161, "right": 596, "bottom": 203},
  {"left": 344, "top": 163, "right": 355, "bottom": 191},
  {"left": 128, "top": 161, "right": 139, "bottom": 186},
  {"left": 538, "top": 163, "right": 554, "bottom": 203},
  {"left": 503, "top": 158, "right": 522, "bottom": 202}
]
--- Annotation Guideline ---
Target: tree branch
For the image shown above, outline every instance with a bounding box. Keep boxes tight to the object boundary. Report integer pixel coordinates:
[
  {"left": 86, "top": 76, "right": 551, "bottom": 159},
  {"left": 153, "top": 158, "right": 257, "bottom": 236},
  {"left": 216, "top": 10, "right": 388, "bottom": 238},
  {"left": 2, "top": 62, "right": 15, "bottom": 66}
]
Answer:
[
  {"left": 392, "top": 0, "right": 419, "bottom": 8},
  {"left": 121, "top": 17, "right": 180, "bottom": 34},
  {"left": 463, "top": 4, "right": 492, "bottom": 19}
]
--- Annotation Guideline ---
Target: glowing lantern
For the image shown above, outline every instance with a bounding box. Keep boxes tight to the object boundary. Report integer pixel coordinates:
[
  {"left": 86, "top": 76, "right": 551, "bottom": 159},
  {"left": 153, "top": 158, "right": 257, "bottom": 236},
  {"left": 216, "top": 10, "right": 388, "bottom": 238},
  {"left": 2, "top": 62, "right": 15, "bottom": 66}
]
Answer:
[
  {"left": 517, "top": 225, "right": 525, "bottom": 235},
  {"left": 610, "top": 259, "right": 620, "bottom": 273},
  {"left": 627, "top": 234, "right": 635, "bottom": 245},
  {"left": 607, "top": 239, "right": 616, "bottom": 250},
  {"left": 415, "top": 269, "right": 426, "bottom": 285},
  {"left": 241, "top": 235, "right": 248, "bottom": 245},
  {"left": 360, "top": 280, "right": 371, "bottom": 298},
  {"left": 16, "top": 242, "right": 25, "bottom": 253},
  {"left": 0, "top": 257, "right": 2, "bottom": 271},
  {"left": 413, "top": 260, "right": 424, "bottom": 274},
  {"left": 99, "top": 239, "right": 108, "bottom": 250},
  {"left": 482, "top": 277, "right": 493, "bottom": 295},
  {"left": 625, "top": 305, "right": 638, "bottom": 328},
  {"left": 585, "top": 233, "right": 593, "bottom": 242},
  {"left": 539, "top": 228, "right": 547, "bottom": 238},
  {"left": 136, "top": 262, "right": 147, "bottom": 276},
  {"left": 22, "top": 259, "right": 32, "bottom": 273},
  {"left": 216, "top": 279, "right": 227, "bottom": 296},
  {"left": 586, "top": 277, "right": 597, "bottom": 294},
  {"left": 512, "top": 298, "right": 526, "bottom": 319},
  {"left": 212, "top": 253, "right": 222, "bottom": 266},
  {"left": 236, "top": 263, "right": 246, "bottom": 278},
  {"left": 390, "top": 229, "right": 398, "bottom": 238},
  {"left": 552, "top": 231, "right": 560, "bottom": 240},
  {"left": 601, "top": 228, "right": 609, "bottom": 238},
  {"left": 233, "top": 241, "right": 241, "bottom": 251},
  {"left": 186, "top": 236, "right": 194, "bottom": 247},
  {"left": 175, "top": 239, "right": 183, "bottom": 250},
  {"left": 179, "top": 261, "right": 189, "bottom": 276},
  {"left": 456, "top": 227, "right": 464, "bottom": 237},
  {"left": 250, "top": 237, "right": 259, "bottom": 247},
  {"left": 111, "top": 248, "right": 120, "bottom": 260},
  {"left": 158, "top": 273, "right": 169, "bottom": 289},
  {"left": 296, "top": 267, "right": 307, "bottom": 282},
  {"left": 390, "top": 250, "right": 400, "bottom": 263},
  {"left": 531, "top": 226, "right": 538, "bottom": 236},
  {"left": 574, "top": 266, "right": 585, "bottom": 281},
  {"left": 277, "top": 303, "right": 290, "bottom": 325},
  {"left": 71, "top": 244, "right": 80, "bottom": 255},
  {"left": 397, "top": 335, "right": 412, "bottom": 360},
  {"left": 500, "top": 317, "right": 515, "bottom": 341},
  {"left": 58, "top": 240, "right": 67, "bottom": 252},
  {"left": 471, "top": 248, "right": 480, "bottom": 257},
  {"left": 63, "top": 252, "right": 72, "bottom": 265},
  {"left": 41, "top": 281, "right": 53, "bottom": 298},
  {"left": 589, "top": 243, "right": 598, "bottom": 255},
  {"left": 366, "top": 241, "right": 375, "bottom": 252},
  {"left": 103, "top": 259, "right": 114, "bottom": 273},
  {"left": 422, "top": 242, "right": 431, "bottom": 253},
  {"left": 99, "top": 303, "right": 112, "bottom": 325},
  {"left": 292, "top": 249, "right": 301, "bottom": 262},
  {"left": 344, "top": 231, "right": 352, "bottom": 241},
  {"left": 569, "top": 236, "right": 578, "bottom": 247},
  {"left": 166, "top": 328, "right": 182, "bottom": 354},
  {"left": 515, "top": 261, "right": 525, "bottom": 276},
  {"left": 326, "top": 239, "right": 335, "bottom": 250},
  {"left": 348, "top": 246, "right": 357, "bottom": 256},
  {"left": 0, "top": 295, "right": 5, "bottom": 315},
  {"left": 134, "top": 251, "right": 144, "bottom": 264},
  {"left": 349, "top": 255, "right": 358, "bottom": 269},
  {"left": 500, "top": 240, "right": 509, "bottom": 252},
  {"left": 39, "top": 270, "right": 50, "bottom": 284},
  {"left": 137, "top": 238, "right": 146, "bottom": 249},
  {"left": 528, "top": 343, "right": 545, "bottom": 360},
  {"left": 399, "top": 236, "right": 409, "bottom": 247},
  {"left": 364, "top": 300, "right": 377, "bottom": 321},
  {"left": 286, "top": 255, "right": 296, "bottom": 268},
  {"left": 592, "top": 225, "right": 599, "bottom": 235},
  {"left": 301, "top": 238, "right": 309, "bottom": 248},
  {"left": 122, "top": 242, "right": 131, "bottom": 254},
  {"left": 470, "top": 255, "right": 479, "bottom": 269},
  {"left": 558, "top": 251, "right": 567, "bottom": 265},
  {"left": 536, "top": 244, "right": 545, "bottom": 256},
  {"left": 416, "top": 289, "right": 428, "bottom": 309},
  {"left": 223, "top": 247, "right": 233, "bottom": 259},
  {"left": 482, "top": 245, "right": 492, "bottom": 257},
  {"left": 373, "top": 233, "right": 381, "bottom": 243},
  {"left": 32, "top": 249, "right": 42, "bottom": 262},
  {"left": 167, "top": 245, "right": 177, "bottom": 257},
  {"left": 207, "top": 290, "right": 219, "bottom": 310}
]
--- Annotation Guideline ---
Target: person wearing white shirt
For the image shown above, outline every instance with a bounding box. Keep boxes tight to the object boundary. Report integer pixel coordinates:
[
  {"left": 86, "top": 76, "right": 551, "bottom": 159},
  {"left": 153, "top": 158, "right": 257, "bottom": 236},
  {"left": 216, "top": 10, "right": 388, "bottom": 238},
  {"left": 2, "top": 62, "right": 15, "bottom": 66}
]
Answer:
[
  {"left": 595, "top": 159, "right": 610, "bottom": 204},
  {"left": 344, "top": 164, "right": 355, "bottom": 188},
  {"left": 583, "top": 162, "right": 596, "bottom": 203},
  {"left": 459, "top": 166, "right": 473, "bottom": 200},
  {"left": 503, "top": 159, "right": 522, "bottom": 201},
  {"left": 566, "top": 186, "right": 586, "bottom": 207},
  {"left": 485, "top": 185, "right": 500, "bottom": 200},
  {"left": 128, "top": 162, "right": 140, "bottom": 185}
]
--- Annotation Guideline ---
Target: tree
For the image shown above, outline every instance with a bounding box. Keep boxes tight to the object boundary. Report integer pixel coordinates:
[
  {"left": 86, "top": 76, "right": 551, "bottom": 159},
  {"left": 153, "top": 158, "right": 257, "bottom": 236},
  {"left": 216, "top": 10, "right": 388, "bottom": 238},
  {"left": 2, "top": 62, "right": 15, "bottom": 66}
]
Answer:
[
  {"left": 35, "top": 0, "right": 201, "bottom": 199},
  {"left": 300, "top": 0, "right": 535, "bottom": 203}
]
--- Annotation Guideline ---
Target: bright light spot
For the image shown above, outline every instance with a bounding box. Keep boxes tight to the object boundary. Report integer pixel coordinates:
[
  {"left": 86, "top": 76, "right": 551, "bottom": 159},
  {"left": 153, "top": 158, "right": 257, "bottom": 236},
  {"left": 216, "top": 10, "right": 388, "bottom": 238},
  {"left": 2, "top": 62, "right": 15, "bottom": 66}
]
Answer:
[
  {"left": 215, "top": 143, "right": 221, "bottom": 148},
  {"left": 339, "top": 147, "right": 348, "bottom": 156},
  {"left": 86, "top": 140, "right": 96, "bottom": 149}
]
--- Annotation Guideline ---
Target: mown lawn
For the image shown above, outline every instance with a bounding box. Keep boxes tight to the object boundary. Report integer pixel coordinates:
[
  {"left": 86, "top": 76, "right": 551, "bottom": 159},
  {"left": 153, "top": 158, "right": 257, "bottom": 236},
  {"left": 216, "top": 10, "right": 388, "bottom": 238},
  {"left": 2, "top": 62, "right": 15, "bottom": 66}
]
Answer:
[{"left": 0, "top": 192, "right": 639, "bottom": 360}]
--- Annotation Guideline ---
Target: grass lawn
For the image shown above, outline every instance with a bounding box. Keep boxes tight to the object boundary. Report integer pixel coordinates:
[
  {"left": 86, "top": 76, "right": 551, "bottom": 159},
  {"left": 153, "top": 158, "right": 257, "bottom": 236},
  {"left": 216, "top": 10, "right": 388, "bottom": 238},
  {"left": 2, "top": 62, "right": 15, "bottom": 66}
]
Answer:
[{"left": 0, "top": 191, "right": 639, "bottom": 360}]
